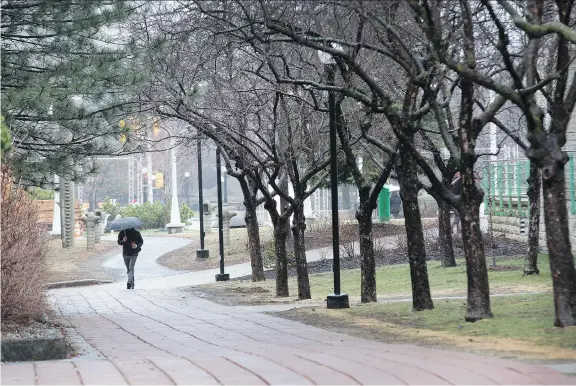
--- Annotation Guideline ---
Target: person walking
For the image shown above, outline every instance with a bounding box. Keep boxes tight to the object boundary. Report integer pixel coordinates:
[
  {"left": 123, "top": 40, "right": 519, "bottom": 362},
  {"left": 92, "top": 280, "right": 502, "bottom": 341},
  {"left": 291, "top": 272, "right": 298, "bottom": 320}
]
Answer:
[{"left": 117, "top": 227, "right": 143, "bottom": 289}]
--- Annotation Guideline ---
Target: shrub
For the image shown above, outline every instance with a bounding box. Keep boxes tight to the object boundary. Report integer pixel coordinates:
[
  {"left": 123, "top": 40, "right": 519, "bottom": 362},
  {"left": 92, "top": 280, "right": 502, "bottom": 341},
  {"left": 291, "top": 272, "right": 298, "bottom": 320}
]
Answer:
[
  {"left": 28, "top": 187, "right": 55, "bottom": 200},
  {"left": 180, "top": 203, "right": 195, "bottom": 222},
  {"left": 1, "top": 166, "right": 49, "bottom": 325},
  {"left": 119, "top": 201, "right": 166, "bottom": 229},
  {"left": 101, "top": 199, "right": 120, "bottom": 220}
]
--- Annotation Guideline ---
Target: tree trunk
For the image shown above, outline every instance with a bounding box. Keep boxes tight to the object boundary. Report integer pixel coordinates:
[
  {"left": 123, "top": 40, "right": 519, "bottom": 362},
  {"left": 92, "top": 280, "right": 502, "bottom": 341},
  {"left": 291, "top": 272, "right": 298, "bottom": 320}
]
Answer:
[
  {"left": 524, "top": 160, "right": 541, "bottom": 275},
  {"left": 279, "top": 175, "right": 293, "bottom": 246},
  {"left": 398, "top": 147, "right": 433, "bottom": 311},
  {"left": 291, "top": 202, "right": 311, "bottom": 300},
  {"left": 437, "top": 197, "right": 456, "bottom": 267},
  {"left": 541, "top": 161, "right": 576, "bottom": 327},
  {"left": 274, "top": 217, "right": 290, "bottom": 297},
  {"left": 239, "top": 175, "right": 265, "bottom": 282},
  {"left": 245, "top": 199, "right": 265, "bottom": 282},
  {"left": 356, "top": 187, "right": 377, "bottom": 302},
  {"left": 459, "top": 165, "right": 493, "bottom": 322}
]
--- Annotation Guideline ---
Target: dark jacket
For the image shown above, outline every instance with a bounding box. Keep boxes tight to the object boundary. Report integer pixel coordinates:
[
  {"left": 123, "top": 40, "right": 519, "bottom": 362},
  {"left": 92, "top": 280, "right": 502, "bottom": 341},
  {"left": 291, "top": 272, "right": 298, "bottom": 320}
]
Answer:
[
  {"left": 452, "top": 177, "right": 462, "bottom": 196},
  {"left": 117, "top": 228, "right": 143, "bottom": 256}
]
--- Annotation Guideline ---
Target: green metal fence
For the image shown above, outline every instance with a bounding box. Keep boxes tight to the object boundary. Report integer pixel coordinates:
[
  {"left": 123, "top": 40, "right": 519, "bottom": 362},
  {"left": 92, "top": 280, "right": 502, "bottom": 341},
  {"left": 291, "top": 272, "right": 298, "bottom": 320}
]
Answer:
[{"left": 481, "top": 152, "right": 576, "bottom": 218}]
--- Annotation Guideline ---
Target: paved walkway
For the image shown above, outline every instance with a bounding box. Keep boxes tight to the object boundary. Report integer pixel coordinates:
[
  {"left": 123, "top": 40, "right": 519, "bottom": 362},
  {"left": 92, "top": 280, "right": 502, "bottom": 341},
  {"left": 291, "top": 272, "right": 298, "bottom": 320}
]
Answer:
[
  {"left": 102, "top": 236, "right": 189, "bottom": 282},
  {"left": 2, "top": 288, "right": 573, "bottom": 385},
  {"left": 57, "top": 234, "right": 400, "bottom": 291},
  {"left": 3, "top": 232, "right": 574, "bottom": 384}
]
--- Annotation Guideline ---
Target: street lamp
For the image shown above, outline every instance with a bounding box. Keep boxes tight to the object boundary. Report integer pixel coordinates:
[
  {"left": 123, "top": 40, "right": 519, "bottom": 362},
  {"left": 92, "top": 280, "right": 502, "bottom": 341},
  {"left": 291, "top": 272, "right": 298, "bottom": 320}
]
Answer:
[
  {"left": 196, "top": 134, "right": 209, "bottom": 258},
  {"left": 215, "top": 146, "right": 229, "bottom": 281},
  {"left": 318, "top": 47, "right": 349, "bottom": 309},
  {"left": 166, "top": 137, "right": 184, "bottom": 234}
]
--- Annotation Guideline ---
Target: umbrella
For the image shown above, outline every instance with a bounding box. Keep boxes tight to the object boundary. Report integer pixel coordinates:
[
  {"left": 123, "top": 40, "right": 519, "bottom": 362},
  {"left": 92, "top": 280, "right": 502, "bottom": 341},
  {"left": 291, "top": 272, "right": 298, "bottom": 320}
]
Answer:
[{"left": 108, "top": 217, "right": 144, "bottom": 231}]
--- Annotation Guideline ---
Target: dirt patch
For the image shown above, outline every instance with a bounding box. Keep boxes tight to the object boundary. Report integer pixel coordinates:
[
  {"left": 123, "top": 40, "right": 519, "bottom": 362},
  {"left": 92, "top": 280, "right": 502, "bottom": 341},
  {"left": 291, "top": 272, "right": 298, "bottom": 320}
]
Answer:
[
  {"left": 157, "top": 228, "right": 273, "bottom": 271},
  {"left": 270, "top": 307, "right": 576, "bottom": 361},
  {"left": 157, "top": 245, "right": 255, "bottom": 271},
  {"left": 305, "top": 222, "right": 405, "bottom": 250},
  {"left": 188, "top": 281, "right": 300, "bottom": 306},
  {"left": 46, "top": 239, "right": 118, "bottom": 283},
  {"left": 489, "top": 265, "right": 521, "bottom": 271}
]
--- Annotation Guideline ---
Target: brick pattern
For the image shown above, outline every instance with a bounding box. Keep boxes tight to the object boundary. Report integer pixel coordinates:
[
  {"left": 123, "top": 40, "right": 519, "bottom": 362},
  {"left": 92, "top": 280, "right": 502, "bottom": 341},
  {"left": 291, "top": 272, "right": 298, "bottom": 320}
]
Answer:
[{"left": 2, "top": 288, "right": 574, "bottom": 385}]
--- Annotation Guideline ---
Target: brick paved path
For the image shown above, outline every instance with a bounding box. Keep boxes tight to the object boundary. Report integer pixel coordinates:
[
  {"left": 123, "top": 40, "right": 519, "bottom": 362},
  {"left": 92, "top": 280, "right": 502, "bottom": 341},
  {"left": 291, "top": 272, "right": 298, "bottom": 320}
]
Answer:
[{"left": 2, "top": 288, "right": 573, "bottom": 385}]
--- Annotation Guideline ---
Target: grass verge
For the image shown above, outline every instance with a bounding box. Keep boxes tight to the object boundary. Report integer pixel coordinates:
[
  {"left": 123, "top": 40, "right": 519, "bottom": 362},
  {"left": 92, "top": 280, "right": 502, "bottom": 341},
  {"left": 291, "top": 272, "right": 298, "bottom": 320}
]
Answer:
[
  {"left": 46, "top": 239, "right": 117, "bottom": 283},
  {"left": 273, "top": 293, "right": 576, "bottom": 361}
]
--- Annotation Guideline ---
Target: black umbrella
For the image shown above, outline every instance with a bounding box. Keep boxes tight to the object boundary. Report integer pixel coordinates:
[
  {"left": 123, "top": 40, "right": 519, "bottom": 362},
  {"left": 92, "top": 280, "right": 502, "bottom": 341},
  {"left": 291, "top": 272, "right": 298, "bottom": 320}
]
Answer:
[{"left": 109, "top": 217, "right": 144, "bottom": 231}]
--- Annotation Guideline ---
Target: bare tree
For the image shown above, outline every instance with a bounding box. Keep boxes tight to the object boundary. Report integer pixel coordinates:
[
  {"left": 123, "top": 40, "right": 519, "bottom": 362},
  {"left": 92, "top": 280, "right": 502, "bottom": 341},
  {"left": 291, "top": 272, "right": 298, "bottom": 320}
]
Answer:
[{"left": 409, "top": 0, "right": 576, "bottom": 326}]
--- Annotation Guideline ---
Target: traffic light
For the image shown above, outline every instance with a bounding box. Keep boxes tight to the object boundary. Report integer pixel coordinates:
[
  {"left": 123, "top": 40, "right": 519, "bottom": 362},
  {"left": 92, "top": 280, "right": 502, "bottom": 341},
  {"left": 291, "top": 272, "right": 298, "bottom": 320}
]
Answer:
[{"left": 155, "top": 172, "right": 164, "bottom": 188}]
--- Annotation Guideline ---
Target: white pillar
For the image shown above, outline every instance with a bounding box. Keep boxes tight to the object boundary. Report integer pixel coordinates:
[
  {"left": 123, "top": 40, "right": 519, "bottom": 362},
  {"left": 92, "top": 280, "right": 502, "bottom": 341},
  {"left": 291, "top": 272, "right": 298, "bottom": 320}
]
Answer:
[
  {"left": 146, "top": 151, "right": 153, "bottom": 203},
  {"left": 137, "top": 154, "right": 143, "bottom": 204},
  {"left": 273, "top": 182, "right": 281, "bottom": 211},
  {"left": 490, "top": 117, "right": 498, "bottom": 191},
  {"left": 166, "top": 141, "right": 183, "bottom": 233},
  {"left": 50, "top": 174, "right": 61, "bottom": 235},
  {"left": 304, "top": 196, "right": 313, "bottom": 218}
]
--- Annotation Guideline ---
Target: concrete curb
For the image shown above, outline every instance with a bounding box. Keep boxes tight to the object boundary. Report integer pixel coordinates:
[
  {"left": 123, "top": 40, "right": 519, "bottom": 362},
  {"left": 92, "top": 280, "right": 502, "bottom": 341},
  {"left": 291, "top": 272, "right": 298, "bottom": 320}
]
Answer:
[
  {"left": 1, "top": 329, "right": 65, "bottom": 362},
  {"left": 46, "top": 279, "right": 113, "bottom": 289}
]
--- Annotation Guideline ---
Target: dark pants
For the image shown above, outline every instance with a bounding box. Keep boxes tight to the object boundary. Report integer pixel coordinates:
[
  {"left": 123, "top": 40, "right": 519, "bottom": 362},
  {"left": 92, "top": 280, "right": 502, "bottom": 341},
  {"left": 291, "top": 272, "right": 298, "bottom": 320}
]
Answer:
[{"left": 123, "top": 254, "right": 138, "bottom": 286}]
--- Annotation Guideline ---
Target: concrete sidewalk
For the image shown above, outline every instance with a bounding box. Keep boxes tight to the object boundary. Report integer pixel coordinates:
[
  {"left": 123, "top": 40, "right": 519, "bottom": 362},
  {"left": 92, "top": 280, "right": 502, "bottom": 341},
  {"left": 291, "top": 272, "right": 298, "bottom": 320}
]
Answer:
[{"left": 3, "top": 288, "right": 572, "bottom": 385}]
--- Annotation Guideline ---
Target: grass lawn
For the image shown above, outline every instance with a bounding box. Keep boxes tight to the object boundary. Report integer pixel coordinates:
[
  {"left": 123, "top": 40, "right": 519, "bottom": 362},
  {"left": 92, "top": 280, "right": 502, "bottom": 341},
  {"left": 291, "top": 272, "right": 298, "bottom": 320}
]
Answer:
[
  {"left": 46, "top": 238, "right": 117, "bottom": 283},
  {"left": 310, "top": 254, "right": 553, "bottom": 300},
  {"left": 194, "top": 253, "right": 574, "bottom": 359},
  {"left": 275, "top": 293, "right": 576, "bottom": 360},
  {"left": 194, "top": 254, "right": 553, "bottom": 305}
]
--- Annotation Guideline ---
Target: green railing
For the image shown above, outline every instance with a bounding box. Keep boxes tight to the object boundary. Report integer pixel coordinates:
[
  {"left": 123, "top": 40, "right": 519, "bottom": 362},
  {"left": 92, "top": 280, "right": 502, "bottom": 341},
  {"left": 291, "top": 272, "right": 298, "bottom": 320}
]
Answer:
[{"left": 481, "top": 152, "right": 576, "bottom": 218}]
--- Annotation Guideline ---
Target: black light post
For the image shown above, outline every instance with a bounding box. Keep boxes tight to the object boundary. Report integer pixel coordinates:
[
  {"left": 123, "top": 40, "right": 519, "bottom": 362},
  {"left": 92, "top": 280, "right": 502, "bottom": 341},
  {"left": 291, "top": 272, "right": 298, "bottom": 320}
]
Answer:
[
  {"left": 320, "top": 52, "right": 349, "bottom": 309},
  {"left": 215, "top": 146, "right": 230, "bottom": 281},
  {"left": 196, "top": 135, "right": 209, "bottom": 259}
]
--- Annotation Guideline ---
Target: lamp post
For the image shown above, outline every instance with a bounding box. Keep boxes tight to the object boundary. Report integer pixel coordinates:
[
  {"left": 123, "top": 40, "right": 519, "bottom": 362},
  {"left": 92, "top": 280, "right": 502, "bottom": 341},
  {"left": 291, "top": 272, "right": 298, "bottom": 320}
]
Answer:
[
  {"left": 196, "top": 135, "right": 209, "bottom": 258},
  {"left": 166, "top": 138, "right": 184, "bottom": 233},
  {"left": 215, "top": 146, "right": 229, "bottom": 281},
  {"left": 318, "top": 48, "right": 349, "bottom": 309}
]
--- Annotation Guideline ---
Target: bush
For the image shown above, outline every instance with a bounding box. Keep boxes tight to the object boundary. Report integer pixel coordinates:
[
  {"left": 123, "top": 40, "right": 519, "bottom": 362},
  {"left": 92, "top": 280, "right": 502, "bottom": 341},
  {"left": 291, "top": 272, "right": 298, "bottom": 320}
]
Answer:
[
  {"left": 101, "top": 199, "right": 120, "bottom": 221},
  {"left": 28, "top": 187, "right": 55, "bottom": 200},
  {"left": 180, "top": 203, "right": 195, "bottom": 222},
  {"left": 1, "top": 166, "right": 49, "bottom": 325},
  {"left": 119, "top": 201, "right": 166, "bottom": 229}
]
